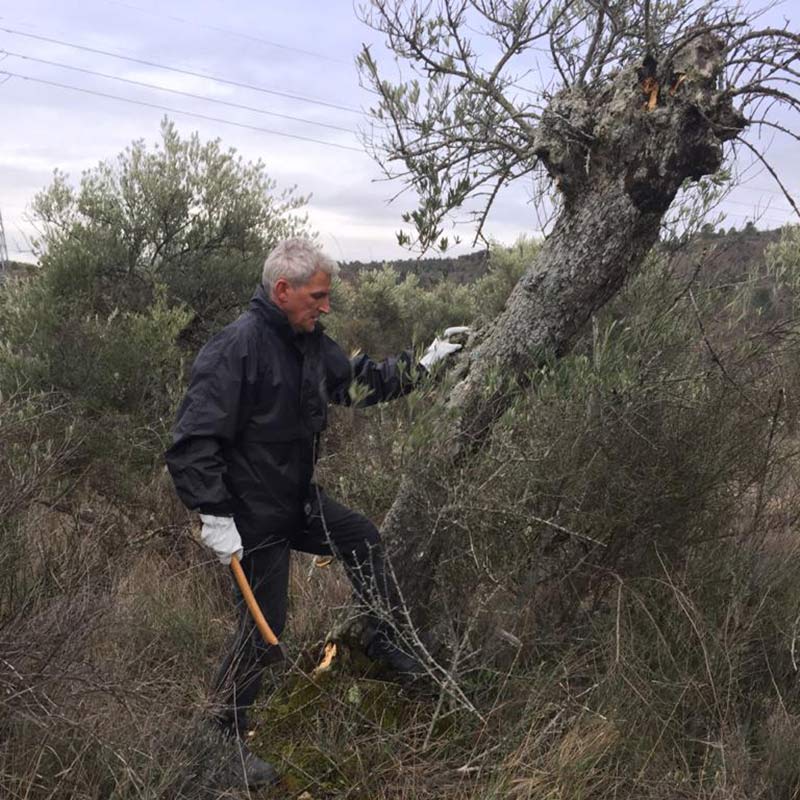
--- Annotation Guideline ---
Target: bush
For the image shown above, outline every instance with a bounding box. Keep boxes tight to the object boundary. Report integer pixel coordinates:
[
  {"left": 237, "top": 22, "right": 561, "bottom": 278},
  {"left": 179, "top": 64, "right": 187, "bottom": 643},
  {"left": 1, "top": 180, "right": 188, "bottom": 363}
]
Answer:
[
  {"left": 327, "top": 266, "right": 476, "bottom": 358},
  {"left": 471, "top": 236, "right": 539, "bottom": 324},
  {"left": 0, "top": 121, "right": 313, "bottom": 498},
  {"left": 30, "top": 119, "right": 308, "bottom": 333},
  {"left": 325, "top": 236, "right": 539, "bottom": 359}
]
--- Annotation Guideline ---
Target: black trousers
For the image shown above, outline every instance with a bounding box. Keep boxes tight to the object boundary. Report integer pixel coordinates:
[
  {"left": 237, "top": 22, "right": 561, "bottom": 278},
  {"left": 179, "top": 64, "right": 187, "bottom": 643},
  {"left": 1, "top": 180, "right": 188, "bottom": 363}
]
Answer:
[{"left": 212, "top": 490, "right": 397, "bottom": 735}]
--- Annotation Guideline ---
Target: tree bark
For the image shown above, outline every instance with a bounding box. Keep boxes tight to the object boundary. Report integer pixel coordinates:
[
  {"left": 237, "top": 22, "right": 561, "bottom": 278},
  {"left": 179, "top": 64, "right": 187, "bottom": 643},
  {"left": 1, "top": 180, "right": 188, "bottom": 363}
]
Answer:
[{"left": 381, "top": 35, "right": 746, "bottom": 629}]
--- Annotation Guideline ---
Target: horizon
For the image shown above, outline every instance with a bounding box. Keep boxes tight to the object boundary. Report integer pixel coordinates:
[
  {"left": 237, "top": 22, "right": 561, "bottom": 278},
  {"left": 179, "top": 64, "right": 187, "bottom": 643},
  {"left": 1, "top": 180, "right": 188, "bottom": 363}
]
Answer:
[{"left": 2, "top": 0, "right": 797, "bottom": 265}]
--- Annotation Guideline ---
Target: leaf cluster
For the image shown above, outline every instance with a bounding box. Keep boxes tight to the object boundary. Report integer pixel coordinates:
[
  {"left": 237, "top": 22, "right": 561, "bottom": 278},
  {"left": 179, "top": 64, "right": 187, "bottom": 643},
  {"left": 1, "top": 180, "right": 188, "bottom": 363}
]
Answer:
[{"left": 325, "top": 236, "right": 537, "bottom": 358}]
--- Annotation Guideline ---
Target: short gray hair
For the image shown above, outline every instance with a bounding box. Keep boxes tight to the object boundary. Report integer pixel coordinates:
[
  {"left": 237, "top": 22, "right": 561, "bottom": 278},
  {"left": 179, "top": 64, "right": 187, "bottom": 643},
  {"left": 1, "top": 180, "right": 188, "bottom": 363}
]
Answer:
[{"left": 262, "top": 238, "right": 339, "bottom": 290}]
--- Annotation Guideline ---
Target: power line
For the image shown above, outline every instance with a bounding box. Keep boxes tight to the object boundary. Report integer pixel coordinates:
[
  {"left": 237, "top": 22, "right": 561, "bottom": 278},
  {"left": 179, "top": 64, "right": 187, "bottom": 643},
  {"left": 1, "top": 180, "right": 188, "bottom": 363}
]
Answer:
[
  {"left": 105, "top": 0, "right": 349, "bottom": 65},
  {"left": 2, "top": 49, "right": 356, "bottom": 134},
  {"left": 0, "top": 26, "right": 363, "bottom": 115},
  {"left": 0, "top": 70, "right": 366, "bottom": 153},
  {"left": 717, "top": 208, "right": 791, "bottom": 226},
  {"left": 720, "top": 196, "right": 794, "bottom": 214}
]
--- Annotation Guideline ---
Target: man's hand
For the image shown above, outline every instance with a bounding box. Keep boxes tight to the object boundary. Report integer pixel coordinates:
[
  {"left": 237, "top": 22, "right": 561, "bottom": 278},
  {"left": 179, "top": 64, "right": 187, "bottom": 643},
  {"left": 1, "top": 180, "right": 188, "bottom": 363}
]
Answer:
[
  {"left": 420, "top": 326, "right": 471, "bottom": 370},
  {"left": 199, "top": 514, "right": 244, "bottom": 565}
]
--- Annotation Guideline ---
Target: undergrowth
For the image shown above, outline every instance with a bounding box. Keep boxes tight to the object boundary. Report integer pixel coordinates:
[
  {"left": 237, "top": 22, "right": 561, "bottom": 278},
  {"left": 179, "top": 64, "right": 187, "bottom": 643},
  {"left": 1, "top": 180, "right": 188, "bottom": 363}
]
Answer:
[{"left": 1, "top": 228, "right": 799, "bottom": 797}]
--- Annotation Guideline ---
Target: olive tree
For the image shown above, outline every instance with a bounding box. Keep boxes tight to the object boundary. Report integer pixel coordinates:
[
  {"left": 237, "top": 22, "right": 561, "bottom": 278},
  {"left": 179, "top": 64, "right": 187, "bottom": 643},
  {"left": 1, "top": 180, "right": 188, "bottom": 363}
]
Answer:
[
  {"left": 357, "top": 0, "right": 800, "bottom": 624},
  {"left": 30, "top": 118, "right": 309, "bottom": 338},
  {"left": 3, "top": 120, "right": 310, "bottom": 420}
]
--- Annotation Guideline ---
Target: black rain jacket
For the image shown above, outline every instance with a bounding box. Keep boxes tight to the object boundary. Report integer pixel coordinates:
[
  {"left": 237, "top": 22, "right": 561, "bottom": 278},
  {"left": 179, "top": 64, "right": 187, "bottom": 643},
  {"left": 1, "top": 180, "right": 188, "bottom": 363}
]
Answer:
[{"left": 165, "top": 285, "right": 417, "bottom": 547}]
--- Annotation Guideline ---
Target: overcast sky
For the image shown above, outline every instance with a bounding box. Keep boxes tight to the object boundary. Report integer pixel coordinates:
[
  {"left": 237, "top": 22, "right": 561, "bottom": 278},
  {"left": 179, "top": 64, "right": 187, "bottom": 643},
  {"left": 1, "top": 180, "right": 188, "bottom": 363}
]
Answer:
[{"left": 1, "top": 0, "right": 797, "bottom": 264}]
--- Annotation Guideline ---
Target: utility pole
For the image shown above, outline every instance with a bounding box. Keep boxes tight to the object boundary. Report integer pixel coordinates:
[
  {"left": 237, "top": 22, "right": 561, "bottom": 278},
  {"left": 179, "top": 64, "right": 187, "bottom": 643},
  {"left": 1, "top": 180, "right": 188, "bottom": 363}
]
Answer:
[{"left": 0, "top": 208, "right": 9, "bottom": 280}]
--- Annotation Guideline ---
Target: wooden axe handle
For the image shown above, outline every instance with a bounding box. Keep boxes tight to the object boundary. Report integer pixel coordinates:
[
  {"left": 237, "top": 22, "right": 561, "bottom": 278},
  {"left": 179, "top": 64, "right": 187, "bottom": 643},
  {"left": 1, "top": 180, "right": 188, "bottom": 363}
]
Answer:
[{"left": 230, "top": 555, "right": 279, "bottom": 646}]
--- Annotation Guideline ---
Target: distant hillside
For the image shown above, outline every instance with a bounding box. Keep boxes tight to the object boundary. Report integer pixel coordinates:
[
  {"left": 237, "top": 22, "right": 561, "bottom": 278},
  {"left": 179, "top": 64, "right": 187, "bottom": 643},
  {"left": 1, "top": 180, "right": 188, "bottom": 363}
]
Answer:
[
  {"left": 341, "top": 226, "right": 788, "bottom": 288},
  {"left": 666, "top": 224, "right": 784, "bottom": 284},
  {"left": 340, "top": 249, "right": 490, "bottom": 286},
  {"left": 1, "top": 260, "right": 38, "bottom": 281},
  {"left": 2, "top": 226, "right": 789, "bottom": 290}
]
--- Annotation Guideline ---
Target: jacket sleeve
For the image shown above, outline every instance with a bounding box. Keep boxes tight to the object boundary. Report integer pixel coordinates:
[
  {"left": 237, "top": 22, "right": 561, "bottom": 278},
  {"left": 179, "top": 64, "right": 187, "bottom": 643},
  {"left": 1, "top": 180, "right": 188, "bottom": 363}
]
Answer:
[
  {"left": 165, "top": 327, "right": 256, "bottom": 515},
  {"left": 324, "top": 335, "right": 420, "bottom": 408}
]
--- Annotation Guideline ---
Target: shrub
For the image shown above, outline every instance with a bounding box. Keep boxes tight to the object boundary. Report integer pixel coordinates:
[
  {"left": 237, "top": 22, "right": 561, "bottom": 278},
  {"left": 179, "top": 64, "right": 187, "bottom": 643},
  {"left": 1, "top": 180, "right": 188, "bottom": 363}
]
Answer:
[
  {"left": 328, "top": 266, "right": 476, "bottom": 358},
  {"left": 325, "top": 237, "right": 539, "bottom": 359},
  {"left": 30, "top": 119, "right": 309, "bottom": 335},
  {"left": 0, "top": 121, "right": 313, "bottom": 499}
]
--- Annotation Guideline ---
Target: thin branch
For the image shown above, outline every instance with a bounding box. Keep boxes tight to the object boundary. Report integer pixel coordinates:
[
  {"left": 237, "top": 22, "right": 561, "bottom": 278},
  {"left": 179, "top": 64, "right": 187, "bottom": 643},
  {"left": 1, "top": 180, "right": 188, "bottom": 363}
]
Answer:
[
  {"left": 577, "top": 3, "right": 606, "bottom": 86},
  {"left": 743, "top": 117, "right": 800, "bottom": 143},
  {"left": 735, "top": 136, "right": 800, "bottom": 220}
]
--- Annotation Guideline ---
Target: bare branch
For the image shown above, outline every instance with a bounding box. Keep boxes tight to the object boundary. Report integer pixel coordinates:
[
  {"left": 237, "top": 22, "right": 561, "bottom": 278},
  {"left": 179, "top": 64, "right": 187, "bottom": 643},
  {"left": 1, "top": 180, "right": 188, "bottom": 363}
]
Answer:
[
  {"left": 743, "top": 117, "right": 800, "bottom": 143},
  {"left": 577, "top": 3, "right": 607, "bottom": 86},
  {"left": 735, "top": 136, "right": 800, "bottom": 220},
  {"left": 359, "top": 0, "right": 800, "bottom": 251}
]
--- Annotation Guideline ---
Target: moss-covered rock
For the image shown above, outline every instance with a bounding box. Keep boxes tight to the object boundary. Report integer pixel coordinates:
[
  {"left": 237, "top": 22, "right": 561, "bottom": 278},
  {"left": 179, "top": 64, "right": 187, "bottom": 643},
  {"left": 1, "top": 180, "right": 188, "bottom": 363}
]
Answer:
[{"left": 248, "top": 639, "right": 436, "bottom": 797}]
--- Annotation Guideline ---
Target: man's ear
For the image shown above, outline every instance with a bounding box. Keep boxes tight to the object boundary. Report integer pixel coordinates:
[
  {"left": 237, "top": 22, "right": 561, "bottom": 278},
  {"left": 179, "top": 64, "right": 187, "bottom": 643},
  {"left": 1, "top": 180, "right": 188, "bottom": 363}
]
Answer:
[{"left": 272, "top": 277, "right": 291, "bottom": 307}]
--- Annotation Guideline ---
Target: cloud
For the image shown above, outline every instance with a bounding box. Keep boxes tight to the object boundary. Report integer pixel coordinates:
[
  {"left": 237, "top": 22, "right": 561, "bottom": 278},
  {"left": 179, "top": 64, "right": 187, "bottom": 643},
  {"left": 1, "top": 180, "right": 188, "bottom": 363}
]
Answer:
[{"left": 3, "top": 0, "right": 796, "bottom": 268}]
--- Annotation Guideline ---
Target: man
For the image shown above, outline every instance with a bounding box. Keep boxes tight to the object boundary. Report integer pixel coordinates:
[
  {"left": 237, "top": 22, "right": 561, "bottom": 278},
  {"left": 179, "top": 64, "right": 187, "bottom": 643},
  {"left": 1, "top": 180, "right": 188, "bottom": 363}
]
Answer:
[{"left": 165, "top": 238, "right": 465, "bottom": 787}]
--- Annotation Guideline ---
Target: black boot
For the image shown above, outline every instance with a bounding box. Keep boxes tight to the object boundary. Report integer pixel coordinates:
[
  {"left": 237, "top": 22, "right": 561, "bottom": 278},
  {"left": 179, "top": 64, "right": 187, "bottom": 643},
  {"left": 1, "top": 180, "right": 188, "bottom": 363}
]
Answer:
[
  {"left": 210, "top": 727, "right": 280, "bottom": 789},
  {"left": 191, "top": 721, "right": 281, "bottom": 791},
  {"left": 365, "top": 627, "right": 425, "bottom": 676},
  {"left": 230, "top": 744, "right": 280, "bottom": 788}
]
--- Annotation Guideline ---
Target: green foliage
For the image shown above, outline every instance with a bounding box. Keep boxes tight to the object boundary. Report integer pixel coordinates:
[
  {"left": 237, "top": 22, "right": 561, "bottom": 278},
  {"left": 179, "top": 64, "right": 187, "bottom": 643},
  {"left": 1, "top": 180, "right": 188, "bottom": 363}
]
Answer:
[
  {"left": 1, "top": 281, "right": 189, "bottom": 414},
  {"left": 328, "top": 265, "right": 476, "bottom": 358},
  {"left": 424, "top": 242, "right": 800, "bottom": 609},
  {"left": 31, "top": 119, "right": 308, "bottom": 330},
  {"left": 763, "top": 224, "right": 800, "bottom": 309},
  {"left": 471, "top": 236, "right": 538, "bottom": 323},
  {"left": 326, "top": 237, "right": 537, "bottom": 358},
  {"left": 661, "top": 171, "right": 733, "bottom": 245},
  {"left": 0, "top": 274, "right": 190, "bottom": 502},
  {"left": 0, "top": 121, "right": 311, "bottom": 497}
]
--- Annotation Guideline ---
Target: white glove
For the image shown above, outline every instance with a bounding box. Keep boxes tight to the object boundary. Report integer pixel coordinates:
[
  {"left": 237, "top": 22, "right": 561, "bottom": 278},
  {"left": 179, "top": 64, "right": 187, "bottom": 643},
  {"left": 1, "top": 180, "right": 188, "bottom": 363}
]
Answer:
[
  {"left": 420, "top": 326, "right": 471, "bottom": 370},
  {"left": 199, "top": 514, "right": 243, "bottom": 565}
]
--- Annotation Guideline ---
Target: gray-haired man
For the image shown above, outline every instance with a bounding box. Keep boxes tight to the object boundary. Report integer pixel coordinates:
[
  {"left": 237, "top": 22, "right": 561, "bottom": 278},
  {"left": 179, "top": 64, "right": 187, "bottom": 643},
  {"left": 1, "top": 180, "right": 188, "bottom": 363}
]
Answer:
[{"left": 166, "top": 238, "right": 464, "bottom": 787}]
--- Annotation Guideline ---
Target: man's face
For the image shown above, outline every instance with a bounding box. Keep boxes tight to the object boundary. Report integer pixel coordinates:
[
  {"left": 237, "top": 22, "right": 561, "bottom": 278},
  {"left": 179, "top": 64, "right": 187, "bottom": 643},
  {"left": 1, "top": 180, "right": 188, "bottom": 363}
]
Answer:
[{"left": 272, "top": 269, "right": 332, "bottom": 333}]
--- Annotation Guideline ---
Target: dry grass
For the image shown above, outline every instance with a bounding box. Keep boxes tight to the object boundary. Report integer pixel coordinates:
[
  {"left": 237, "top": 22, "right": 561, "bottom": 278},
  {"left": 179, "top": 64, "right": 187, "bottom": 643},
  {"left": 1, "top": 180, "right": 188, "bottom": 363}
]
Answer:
[{"left": 3, "top": 232, "right": 800, "bottom": 798}]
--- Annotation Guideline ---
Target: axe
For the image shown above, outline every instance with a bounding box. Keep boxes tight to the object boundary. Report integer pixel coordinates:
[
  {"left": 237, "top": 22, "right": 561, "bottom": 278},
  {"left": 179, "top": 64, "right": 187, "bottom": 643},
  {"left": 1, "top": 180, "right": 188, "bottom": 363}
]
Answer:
[{"left": 230, "top": 554, "right": 280, "bottom": 647}]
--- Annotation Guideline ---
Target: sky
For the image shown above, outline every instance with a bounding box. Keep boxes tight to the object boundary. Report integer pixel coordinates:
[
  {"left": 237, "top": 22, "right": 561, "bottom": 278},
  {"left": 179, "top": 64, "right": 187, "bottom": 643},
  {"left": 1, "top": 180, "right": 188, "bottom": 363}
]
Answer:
[{"left": 0, "top": 0, "right": 798, "bottom": 265}]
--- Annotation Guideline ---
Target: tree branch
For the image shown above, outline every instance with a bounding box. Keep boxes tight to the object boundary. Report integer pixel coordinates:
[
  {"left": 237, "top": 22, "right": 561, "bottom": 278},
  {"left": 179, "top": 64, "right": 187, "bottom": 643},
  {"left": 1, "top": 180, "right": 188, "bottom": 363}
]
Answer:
[{"left": 735, "top": 136, "right": 800, "bottom": 220}]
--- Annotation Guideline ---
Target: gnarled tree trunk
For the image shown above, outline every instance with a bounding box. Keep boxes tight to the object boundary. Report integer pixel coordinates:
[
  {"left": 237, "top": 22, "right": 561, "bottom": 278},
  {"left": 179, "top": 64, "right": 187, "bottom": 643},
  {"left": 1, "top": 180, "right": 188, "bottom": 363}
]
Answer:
[{"left": 382, "top": 35, "right": 745, "bottom": 628}]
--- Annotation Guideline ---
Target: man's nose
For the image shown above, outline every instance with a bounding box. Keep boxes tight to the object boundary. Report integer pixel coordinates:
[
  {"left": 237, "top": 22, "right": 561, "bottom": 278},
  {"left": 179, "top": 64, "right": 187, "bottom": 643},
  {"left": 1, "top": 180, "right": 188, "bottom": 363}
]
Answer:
[{"left": 319, "top": 298, "right": 330, "bottom": 314}]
